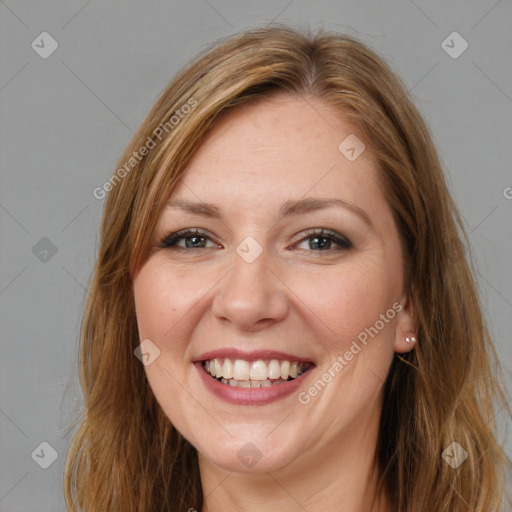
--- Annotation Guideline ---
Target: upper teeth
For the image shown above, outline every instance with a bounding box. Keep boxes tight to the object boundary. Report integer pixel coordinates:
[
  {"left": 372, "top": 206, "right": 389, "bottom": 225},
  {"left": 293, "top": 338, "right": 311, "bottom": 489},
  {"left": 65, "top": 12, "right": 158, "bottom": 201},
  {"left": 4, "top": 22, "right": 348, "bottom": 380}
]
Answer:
[{"left": 204, "top": 358, "right": 309, "bottom": 381}]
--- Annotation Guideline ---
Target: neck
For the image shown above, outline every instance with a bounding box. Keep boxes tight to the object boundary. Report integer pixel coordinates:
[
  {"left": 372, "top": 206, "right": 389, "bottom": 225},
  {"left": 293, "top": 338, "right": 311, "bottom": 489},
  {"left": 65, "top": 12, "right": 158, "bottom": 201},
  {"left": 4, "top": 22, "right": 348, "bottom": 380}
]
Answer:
[{"left": 199, "top": 401, "right": 390, "bottom": 512}]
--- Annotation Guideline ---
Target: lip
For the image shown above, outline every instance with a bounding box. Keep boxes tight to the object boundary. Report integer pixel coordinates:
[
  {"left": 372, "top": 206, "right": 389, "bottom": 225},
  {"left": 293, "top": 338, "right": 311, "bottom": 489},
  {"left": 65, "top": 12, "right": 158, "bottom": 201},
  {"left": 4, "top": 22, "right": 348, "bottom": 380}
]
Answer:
[
  {"left": 193, "top": 348, "right": 314, "bottom": 364},
  {"left": 195, "top": 361, "right": 315, "bottom": 406}
]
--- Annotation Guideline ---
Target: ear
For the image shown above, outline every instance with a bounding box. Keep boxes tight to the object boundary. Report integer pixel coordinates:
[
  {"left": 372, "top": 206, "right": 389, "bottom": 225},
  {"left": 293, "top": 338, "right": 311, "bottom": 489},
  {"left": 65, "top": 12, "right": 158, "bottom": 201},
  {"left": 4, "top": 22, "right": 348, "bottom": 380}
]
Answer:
[{"left": 393, "top": 287, "right": 416, "bottom": 354}]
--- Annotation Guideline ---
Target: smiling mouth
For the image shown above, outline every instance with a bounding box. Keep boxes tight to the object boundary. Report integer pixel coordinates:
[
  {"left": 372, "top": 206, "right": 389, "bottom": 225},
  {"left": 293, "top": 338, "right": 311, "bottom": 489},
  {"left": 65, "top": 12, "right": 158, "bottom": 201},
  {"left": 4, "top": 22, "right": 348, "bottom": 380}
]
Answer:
[{"left": 202, "top": 358, "right": 313, "bottom": 388}]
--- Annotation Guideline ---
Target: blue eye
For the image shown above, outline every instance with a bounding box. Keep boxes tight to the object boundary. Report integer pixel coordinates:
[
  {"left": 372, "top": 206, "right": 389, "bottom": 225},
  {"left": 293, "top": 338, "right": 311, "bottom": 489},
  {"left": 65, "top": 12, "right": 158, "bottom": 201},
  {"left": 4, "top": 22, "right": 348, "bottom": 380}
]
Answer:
[
  {"left": 295, "top": 228, "right": 352, "bottom": 251},
  {"left": 158, "top": 229, "right": 218, "bottom": 250},
  {"left": 157, "top": 228, "right": 352, "bottom": 252}
]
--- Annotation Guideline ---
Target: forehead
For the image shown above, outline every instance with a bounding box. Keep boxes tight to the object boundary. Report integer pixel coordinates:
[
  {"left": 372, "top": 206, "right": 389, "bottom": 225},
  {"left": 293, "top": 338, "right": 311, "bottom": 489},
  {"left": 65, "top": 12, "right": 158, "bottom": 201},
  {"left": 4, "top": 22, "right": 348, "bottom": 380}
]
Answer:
[{"left": 166, "top": 95, "right": 387, "bottom": 224}]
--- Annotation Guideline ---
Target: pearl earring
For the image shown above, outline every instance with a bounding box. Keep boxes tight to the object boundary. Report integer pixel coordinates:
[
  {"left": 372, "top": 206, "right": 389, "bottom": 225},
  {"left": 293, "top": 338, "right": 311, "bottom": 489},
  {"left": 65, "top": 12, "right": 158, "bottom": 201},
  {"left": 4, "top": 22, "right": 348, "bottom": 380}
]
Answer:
[{"left": 405, "top": 334, "right": 416, "bottom": 344}]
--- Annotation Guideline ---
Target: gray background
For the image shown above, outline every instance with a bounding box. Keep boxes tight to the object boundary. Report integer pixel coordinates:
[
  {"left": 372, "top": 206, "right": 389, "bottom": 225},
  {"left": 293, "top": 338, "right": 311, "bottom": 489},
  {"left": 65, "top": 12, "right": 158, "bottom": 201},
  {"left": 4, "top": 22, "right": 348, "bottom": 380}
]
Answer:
[{"left": 1, "top": 1, "right": 511, "bottom": 510}]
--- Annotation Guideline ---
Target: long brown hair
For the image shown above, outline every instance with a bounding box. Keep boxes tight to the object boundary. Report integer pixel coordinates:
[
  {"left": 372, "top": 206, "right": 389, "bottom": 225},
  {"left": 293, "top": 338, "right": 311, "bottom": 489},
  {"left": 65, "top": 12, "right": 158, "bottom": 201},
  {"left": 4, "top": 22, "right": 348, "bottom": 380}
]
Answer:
[{"left": 64, "top": 25, "right": 511, "bottom": 511}]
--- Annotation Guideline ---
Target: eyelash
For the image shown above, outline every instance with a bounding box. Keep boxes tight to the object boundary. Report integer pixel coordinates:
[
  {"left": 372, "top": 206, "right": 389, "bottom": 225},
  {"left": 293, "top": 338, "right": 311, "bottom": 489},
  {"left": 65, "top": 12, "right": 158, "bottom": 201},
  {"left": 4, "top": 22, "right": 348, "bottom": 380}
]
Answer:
[{"left": 157, "top": 228, "right": 353, "bottom": 253}]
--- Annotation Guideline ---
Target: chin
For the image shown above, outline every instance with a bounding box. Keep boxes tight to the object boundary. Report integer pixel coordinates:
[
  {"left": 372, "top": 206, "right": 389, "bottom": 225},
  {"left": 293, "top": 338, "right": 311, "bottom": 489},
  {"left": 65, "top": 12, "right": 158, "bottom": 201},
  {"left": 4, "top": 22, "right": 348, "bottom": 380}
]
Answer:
[{"left": 197, "top": 436, "right": 295, "bottom": 474}]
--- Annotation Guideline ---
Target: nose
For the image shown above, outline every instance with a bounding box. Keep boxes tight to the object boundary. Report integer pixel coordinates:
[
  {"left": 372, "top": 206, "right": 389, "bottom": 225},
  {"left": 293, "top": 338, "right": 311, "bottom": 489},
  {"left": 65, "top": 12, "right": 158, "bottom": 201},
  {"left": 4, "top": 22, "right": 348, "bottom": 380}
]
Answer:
[{"left": 211, "top": 243, "right": 289, "bottom": 332}]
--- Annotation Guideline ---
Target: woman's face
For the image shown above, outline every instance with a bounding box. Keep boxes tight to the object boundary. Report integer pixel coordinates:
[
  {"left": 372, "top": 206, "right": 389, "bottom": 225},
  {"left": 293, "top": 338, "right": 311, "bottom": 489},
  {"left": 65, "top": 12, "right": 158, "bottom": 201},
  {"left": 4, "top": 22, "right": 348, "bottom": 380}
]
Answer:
[{"left": 133, "top": 95, "right": 415, "bottom": 475}]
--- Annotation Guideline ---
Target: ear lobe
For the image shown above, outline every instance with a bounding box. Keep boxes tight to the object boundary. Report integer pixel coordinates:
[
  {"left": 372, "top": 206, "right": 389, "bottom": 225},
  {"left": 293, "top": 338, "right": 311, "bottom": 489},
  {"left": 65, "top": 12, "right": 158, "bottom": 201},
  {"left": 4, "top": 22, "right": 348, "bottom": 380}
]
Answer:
[{"left": 393, "top": 288, "right": 416, "bottom": 354}]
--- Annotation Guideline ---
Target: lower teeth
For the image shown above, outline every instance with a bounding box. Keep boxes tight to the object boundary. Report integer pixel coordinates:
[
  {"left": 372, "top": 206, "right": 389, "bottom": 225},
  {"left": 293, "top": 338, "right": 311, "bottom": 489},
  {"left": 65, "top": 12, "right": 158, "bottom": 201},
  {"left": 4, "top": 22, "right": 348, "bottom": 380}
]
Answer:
[{"left": 214, "top": 374, "right": 303, "bottom": 388}]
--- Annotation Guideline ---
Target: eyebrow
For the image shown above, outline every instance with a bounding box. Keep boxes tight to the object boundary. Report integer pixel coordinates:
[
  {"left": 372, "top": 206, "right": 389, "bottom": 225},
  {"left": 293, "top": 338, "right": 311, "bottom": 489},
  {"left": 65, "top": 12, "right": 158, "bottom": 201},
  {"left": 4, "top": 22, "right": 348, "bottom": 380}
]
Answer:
[{"left": 165, "top": 197, "right": 373, "bottom": 227}]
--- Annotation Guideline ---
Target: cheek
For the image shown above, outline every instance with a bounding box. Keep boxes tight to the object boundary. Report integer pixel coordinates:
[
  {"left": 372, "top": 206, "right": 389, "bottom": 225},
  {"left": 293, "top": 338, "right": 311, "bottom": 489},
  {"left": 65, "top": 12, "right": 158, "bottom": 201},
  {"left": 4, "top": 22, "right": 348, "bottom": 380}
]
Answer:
[
  {"left": 287, "top": 258, "right": 400, "bottom": 352},
  {"left": 133, "top": 260, "right": 209, "bottom": 341},
  {"left": 133, "top": 265, "right": 187, "bottom": 369},
  {"left": 133, "top": 261, "right": 192, "bottom": 326}
]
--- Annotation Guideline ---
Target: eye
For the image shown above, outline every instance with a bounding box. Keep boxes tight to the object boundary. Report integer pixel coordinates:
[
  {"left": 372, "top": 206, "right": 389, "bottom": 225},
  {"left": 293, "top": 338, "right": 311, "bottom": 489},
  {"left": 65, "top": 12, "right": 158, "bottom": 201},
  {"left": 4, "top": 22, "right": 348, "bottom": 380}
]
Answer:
[
  {"left": 157, "top": 227, "right": 352, "bottom": 253},
  {"left": 157, "top": 229, "right": 220, "bottom": 250},
  {"left": 294, "top": 228, "right": 352, "bottom": 252}
]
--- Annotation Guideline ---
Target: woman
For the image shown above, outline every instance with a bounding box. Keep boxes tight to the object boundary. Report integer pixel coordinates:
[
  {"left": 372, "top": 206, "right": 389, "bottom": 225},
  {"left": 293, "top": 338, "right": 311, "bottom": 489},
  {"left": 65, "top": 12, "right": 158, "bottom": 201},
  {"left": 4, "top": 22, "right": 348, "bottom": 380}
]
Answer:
[{"left": 64, "top": 25, "right": 511, "bottom": 511}]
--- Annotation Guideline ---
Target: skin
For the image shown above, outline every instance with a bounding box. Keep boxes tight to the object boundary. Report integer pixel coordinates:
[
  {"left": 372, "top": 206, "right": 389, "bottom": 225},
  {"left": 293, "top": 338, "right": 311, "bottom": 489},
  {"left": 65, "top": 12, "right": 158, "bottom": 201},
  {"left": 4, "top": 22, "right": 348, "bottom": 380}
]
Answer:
[{"left": 133, "top": 94, "right": 416, "bottom": 512}]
